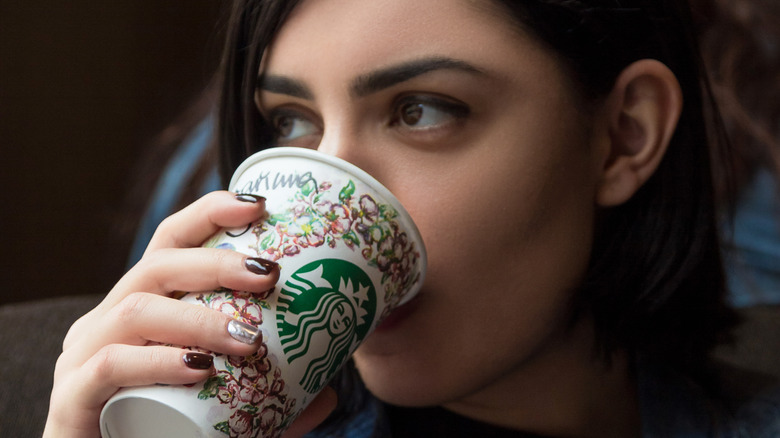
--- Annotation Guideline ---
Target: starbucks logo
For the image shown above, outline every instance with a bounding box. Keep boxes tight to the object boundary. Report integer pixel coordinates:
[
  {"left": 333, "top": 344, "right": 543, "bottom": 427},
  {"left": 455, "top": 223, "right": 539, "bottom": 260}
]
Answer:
[{"left": 276, "top": 259, "right": 376, "bottom": 394}]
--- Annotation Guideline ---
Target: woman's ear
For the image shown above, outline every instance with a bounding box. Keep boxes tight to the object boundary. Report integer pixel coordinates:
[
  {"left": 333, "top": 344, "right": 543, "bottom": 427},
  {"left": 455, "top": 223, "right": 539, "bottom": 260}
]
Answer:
[{"left": 595, "top": 59, "right": 683, "bottom": 207}]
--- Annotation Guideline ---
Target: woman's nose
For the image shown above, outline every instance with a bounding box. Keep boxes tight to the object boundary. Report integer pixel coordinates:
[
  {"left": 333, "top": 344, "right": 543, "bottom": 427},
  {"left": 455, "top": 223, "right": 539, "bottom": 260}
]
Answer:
[
  {"left": 316, "top": 129, "right": 365, "bottom": 168},
  {"left": 314, "top": 123, "right": 384, "bottom": 184}
]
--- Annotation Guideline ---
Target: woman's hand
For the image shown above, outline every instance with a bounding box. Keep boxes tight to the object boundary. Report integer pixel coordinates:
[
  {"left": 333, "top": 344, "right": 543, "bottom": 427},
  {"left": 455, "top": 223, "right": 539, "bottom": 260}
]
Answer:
[{"left": 43, "top": 191, "right": 335, "bottom": 437}]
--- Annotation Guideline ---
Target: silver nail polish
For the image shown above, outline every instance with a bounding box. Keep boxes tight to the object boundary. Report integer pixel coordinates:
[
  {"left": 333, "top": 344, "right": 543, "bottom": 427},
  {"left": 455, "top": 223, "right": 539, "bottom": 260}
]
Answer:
[{"left": 228, "top": 319, "right": 261, "bottom": 344}]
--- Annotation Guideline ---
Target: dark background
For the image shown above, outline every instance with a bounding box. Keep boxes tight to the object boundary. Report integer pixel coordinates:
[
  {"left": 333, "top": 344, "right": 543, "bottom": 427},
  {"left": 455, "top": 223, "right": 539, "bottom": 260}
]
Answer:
[{"left": 0, "top": 1, "right": 225, "bottom": 305}]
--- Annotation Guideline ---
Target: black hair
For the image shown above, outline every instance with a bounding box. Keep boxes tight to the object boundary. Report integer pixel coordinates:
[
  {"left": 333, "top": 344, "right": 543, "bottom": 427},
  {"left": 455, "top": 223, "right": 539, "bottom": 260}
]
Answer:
[
  {"left": 217, "top": 0, "right": 302, "bottom": 183},
  {"left": 216, "top": 0, "right": 737, "bottom": 408}
]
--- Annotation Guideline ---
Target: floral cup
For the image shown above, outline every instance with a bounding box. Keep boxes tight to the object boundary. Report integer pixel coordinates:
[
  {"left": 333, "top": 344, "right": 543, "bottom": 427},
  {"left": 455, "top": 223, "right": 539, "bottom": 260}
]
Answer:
[{"left": 100, "top": 147, "right": 427, "bottom": 438}]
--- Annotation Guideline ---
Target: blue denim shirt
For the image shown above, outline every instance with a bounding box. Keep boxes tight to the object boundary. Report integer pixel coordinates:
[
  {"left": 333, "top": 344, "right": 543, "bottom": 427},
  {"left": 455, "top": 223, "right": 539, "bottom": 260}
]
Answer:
[{"left": 306, "top": 360, "right": 780, "bottom": 438}]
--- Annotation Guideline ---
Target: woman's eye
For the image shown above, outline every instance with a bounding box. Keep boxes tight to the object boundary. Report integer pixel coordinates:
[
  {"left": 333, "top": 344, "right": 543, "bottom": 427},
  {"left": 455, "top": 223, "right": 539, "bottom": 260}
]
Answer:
[
  {"left": 391, "top": 96, "right": 469, "bottom": 131},
  {"left": 269, "top": 110, "right": 321, "bottom": 146}
]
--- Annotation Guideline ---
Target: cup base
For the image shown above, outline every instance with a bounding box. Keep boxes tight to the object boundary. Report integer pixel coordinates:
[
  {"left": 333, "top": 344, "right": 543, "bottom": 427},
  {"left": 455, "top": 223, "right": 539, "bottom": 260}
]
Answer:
[{"left": 101, "top": 396, "right": 205, "bottom": 438}]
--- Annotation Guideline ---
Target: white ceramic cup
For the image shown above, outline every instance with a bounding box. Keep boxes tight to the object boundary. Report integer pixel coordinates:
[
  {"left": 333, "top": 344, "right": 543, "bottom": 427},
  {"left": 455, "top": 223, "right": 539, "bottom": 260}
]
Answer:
[{"left": 100, "top": 147, "right": 427, "bottom": 438}]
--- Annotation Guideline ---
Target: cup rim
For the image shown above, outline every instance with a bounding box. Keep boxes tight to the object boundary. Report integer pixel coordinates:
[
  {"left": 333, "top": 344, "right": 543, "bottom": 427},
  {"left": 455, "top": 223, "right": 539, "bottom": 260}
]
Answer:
[{"left": 229, "top": 146, "right": 427, "bottom": 300}]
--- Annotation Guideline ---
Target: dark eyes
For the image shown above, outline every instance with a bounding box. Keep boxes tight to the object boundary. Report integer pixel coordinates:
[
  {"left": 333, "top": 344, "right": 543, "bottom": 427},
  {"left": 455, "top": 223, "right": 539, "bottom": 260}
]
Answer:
[
  {"left": 390, "top": 95, "right": 469, "bottom": 131},
  {"left": 268, "top": 108, "right": 322, "bottom": 147},
  {"left": 267, "top": 95, "right": 469, "bottom": 147}
]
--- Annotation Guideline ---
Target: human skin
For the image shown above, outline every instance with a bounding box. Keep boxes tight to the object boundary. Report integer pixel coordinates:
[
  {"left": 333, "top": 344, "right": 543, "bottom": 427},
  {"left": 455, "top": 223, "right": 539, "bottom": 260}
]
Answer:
[{"left": 254, "top": 0, "right": 676, "bottom": 436}]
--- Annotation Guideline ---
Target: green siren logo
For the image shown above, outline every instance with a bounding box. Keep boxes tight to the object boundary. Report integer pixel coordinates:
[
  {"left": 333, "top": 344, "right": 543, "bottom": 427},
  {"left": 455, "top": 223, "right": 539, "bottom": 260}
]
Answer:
[{"left": 276, "top": 259, "right": 376, "bottom": 394}]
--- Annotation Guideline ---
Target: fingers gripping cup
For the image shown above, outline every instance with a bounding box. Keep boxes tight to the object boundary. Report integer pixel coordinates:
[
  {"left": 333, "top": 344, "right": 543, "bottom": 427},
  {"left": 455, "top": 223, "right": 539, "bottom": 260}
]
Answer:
[{"left": 100, "top": 147, "right": 427, "bottom": 438}]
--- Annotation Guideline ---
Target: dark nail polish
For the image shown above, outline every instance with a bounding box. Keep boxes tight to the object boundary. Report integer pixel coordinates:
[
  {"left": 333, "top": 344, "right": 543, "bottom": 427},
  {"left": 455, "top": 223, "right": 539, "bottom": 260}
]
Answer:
[
  {"left": 245, "top": 257, "right": 278, "bottom": 275},
  {"left": 235, "top": 194, "right": 266, "bottom": 203},
  {"left": 183, "top": 352, "right": 214, "bottom": 370}
]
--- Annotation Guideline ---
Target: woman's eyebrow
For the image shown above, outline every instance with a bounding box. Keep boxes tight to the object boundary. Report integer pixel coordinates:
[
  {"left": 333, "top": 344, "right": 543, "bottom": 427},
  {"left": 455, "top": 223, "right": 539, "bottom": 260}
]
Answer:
[
  {"left": 256, "top": 75, "right": 314, "bottom": 100},
  {"left": 351, "top": 57, "right": 484, "bottom": 98},
  {"left": 256, "top": 56, "right": 484, "bottom": 100}
]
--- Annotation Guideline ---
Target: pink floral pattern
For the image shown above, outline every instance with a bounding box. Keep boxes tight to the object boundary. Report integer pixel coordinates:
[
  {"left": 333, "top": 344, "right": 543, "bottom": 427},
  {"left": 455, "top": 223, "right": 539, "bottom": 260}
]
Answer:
[
  {"left": 193, "top": 179, "right": 422, "bottom": 437},
  {"left": 250, "top": 179, "right": 422, "bottom": 316},
  {"left": 195, "top": 291, "right": 295, "bottom": 438}
]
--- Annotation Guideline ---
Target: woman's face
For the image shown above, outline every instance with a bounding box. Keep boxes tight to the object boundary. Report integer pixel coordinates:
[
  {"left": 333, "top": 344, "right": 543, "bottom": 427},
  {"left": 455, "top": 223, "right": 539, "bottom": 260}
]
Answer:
[{"left": 258, "top": 0, "right": 608, "bottom": 408}]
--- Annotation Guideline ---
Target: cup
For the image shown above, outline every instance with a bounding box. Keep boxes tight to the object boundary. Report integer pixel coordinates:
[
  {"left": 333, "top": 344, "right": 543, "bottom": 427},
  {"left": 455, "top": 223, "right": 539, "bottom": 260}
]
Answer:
[{"left": 100, "top": 147, "right": 427, "bottom": 438}]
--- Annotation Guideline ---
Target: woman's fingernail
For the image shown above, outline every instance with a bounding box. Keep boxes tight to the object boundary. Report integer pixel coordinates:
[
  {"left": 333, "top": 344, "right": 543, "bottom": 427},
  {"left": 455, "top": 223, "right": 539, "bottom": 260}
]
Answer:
[
  {"left": 183, "top": 352, "right": 214, "bottom": 370},
  {"left": 228, "top": 319, "right": 261, "bottom": 344},
  {"left": 245, "top": 257, "right": 279, "bottom": 275},
  {"left": 235, "top": 194, "right": 266, "bottom": 203}
]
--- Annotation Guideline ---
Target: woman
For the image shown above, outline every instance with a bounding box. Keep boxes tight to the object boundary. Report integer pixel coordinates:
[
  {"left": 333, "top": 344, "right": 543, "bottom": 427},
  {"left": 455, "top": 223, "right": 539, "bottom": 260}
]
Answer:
[{"left": 45, "top": 0, "right": 779, "bottom": 437}]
